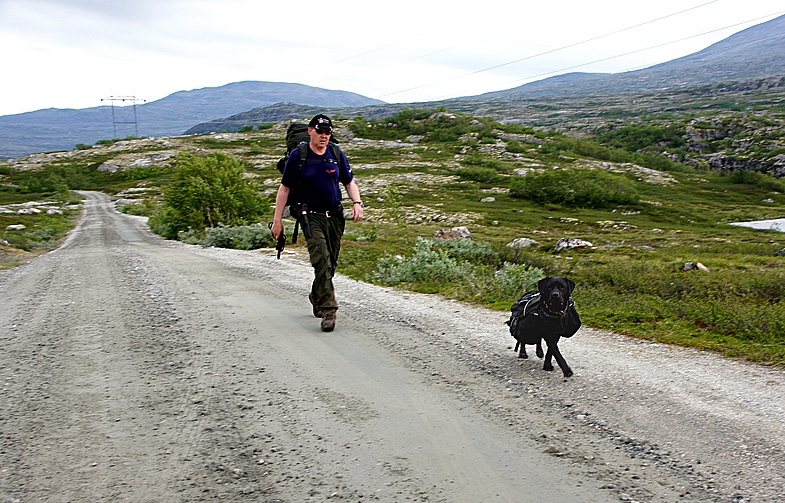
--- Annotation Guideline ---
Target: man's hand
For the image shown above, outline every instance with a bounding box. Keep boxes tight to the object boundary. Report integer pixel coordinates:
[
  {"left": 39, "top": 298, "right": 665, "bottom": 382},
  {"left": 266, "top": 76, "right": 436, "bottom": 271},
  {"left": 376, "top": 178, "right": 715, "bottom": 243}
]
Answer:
[
  {"left": 351, "top": 203, "right": 364, "bottom": 222},
  {"left": 268, "top": 221, "right": 286, "bottom": 259},
  {"left": 270, "top": 220, "right": 284, "bottom": 240}
]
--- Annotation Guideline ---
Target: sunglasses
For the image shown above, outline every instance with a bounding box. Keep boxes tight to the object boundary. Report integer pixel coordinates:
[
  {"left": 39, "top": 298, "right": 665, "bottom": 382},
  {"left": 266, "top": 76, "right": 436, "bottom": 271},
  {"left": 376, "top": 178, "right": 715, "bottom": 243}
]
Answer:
[{"left": 315, "top": 128, "right": 332, "bottom": 135}]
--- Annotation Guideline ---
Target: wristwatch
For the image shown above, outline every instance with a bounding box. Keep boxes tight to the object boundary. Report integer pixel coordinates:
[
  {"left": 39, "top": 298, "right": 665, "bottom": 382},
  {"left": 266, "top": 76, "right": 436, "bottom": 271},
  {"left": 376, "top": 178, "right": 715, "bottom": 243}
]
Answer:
[{"left": 352, "top": 201, "right": 363, "bottom": 207}]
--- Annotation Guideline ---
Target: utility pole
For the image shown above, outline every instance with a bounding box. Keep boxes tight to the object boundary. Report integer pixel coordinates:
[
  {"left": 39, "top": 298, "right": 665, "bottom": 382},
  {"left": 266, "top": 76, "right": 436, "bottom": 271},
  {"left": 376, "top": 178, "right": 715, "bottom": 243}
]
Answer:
[{"left": 100, "top": 95, "right": 146, "bottom": 138}]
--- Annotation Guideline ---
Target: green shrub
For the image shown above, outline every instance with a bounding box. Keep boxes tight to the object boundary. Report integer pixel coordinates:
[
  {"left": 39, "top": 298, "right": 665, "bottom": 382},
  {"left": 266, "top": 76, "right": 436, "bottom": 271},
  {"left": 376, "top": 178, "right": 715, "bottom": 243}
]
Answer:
[
  {"left": 500, "top": 123, "right": 537, "bottom": 135},
  {"left": 456, "top": 167, "right": 503, "bottom": 184},
  {"left": 365, "top": 237, "right": 545, "bottom": 307},
  {"left": 504, "top": 140, "right": 529, "bottom": 153},
  {"left": 429, "top": 237, "right": 498, "bottom": 264},
  {"left": 595, "top": 124, "right": 686, "bottom": 151},
  {"left": 23, "top": 226, "right": 58, "bottom": 248},
  {"left": 201, "top": 224, "right": 275, "bottom": 250},
  {"left": 543, "top": 136, "right": 690, "bottom": 173},
  {"left": 723, "top": 169, "right": 785, "bottom": 192},
  {"left": 459, "top": 154, "right": 511, "bottom": 173},
  {"left": 490, "top": 262, "right": 545, "bottom": 298},
  {"left": 148, "top": 152, "right": 268, "bottom": 239},
  {"left": 120, "top": 199, "right": 155, "bottom": 216},
  {"left": 478, "top": 128, "right": 499, "bottom": 143},
  {"left": 368, "top": 237, "right": 472, "bottom": 285},
  {"left": 509, "top": 168, "right": 638, "bottom": 208},
  {"left": 349, "top": 108, "right": 487, "bottom": 144}
]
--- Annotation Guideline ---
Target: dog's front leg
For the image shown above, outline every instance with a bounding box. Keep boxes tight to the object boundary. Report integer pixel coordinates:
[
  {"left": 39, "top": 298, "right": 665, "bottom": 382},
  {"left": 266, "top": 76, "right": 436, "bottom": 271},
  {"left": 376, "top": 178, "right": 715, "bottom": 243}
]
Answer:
[
  {"left": 542, "top": 346, "right": 554, "bottom": 371},
  {"left": 545, "top": 338, "right": 573, "bottom": 377},
  {"left": 535, "top": 341, "right": 544, "bottom": 359}
]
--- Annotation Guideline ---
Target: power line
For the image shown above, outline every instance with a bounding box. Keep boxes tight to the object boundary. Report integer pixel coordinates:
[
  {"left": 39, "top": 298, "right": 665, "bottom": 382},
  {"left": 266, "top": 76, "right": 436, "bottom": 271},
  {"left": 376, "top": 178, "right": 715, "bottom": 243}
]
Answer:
[
  {"left": 379, "top": 0, "right": 722, "bottom": 99},
  {"left": 495, "top": 12, "right": 785, "bottom": 90},
  {"left": 379, "top": 4, "right": 785, "bottom": 102}
]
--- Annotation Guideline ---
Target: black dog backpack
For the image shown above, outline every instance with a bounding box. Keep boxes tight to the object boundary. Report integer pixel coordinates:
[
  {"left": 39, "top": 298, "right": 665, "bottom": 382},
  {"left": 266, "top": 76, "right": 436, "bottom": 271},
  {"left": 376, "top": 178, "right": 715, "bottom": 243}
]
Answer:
[
  {"left": 506, "top": 290, "right": 579, "bottom": 345},
  {"left": 506, "top": 291, "right": 542, "bottom": 345}
]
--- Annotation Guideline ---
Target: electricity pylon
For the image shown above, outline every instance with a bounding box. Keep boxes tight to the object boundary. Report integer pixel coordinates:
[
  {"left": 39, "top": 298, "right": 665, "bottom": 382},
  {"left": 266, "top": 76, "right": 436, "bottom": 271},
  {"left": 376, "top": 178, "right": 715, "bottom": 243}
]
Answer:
[{"left": 100, "top": 95, "right": 146, "bottom": 138}]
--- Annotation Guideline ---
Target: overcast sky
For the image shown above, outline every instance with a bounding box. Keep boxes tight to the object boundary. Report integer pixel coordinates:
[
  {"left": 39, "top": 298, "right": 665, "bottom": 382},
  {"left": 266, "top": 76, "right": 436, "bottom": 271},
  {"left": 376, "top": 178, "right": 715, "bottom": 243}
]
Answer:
[{"left": 1, "top": 0, "right": 783, "bottom": 117}]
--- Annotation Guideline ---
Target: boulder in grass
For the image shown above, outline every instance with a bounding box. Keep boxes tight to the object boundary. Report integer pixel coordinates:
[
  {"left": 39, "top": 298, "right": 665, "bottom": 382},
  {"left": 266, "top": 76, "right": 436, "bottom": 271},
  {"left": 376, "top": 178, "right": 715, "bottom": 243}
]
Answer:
[
  {"left": 554, "top": 238, "right": 593, "bottom": 252},
  {"left": 433, "top": 226, "right": 471, "bottom": 241}
]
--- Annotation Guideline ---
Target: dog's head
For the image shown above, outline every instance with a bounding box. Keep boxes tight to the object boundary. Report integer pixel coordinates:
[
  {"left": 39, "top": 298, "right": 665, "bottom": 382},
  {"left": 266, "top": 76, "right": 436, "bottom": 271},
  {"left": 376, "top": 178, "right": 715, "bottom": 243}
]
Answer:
[{"left": 537, "top": 276, "right": 575, "bottom": 315}]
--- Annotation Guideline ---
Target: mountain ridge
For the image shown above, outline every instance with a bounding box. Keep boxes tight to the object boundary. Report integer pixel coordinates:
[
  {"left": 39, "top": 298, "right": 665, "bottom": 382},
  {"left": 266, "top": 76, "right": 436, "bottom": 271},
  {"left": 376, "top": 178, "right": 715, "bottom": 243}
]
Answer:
[
  {"left": 0, "top": 82, "right": 383, "bottom": 159},
  {"left": 468, "top": 13, "right": 785, "bottom": 100}
]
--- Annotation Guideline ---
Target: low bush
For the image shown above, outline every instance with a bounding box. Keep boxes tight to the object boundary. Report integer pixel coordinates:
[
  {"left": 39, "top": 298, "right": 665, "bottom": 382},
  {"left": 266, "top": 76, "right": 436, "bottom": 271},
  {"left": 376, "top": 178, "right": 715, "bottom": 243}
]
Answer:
[
  {"left": 723, "top": 169, "right": 785, "bottom": 192},
  {"left": 429, "top": 237, "right": 497, "bottom": 264},
  {"left": 200, "top": 224, "right": 275, "bottom": 250},
  {"left": 455, "top": 167, "right": 503, "bottom": 184},
  {"left": 509, "top": 168, "right": 638, "bottom": 208},
  {"left": 368, "top": 237, "right": 472, "bottom": 285},
  {"left": 367, "top": 237, "right": 544, "bottom": 306},
  {"left": 120, "top": 199, "right": 155, "bottom": 217}
]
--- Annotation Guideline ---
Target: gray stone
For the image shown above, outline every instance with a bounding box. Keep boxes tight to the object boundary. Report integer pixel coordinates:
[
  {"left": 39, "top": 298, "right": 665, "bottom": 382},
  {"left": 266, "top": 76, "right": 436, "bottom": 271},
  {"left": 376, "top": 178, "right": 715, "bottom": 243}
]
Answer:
[
  {"left": 507, "top": 238, "right": 539, "bottom": 249},
  {"left": 433, "top": 226, "right": 471, "bottom": 240},
  {"left": 97, "top": 162, "right": 120, "bottom": 173},
  {"left": 554, "top": 238, "right": 593, "bottom": 252},
  {"left": 683, "top": 261, "right": 709, "bottom": 272}
]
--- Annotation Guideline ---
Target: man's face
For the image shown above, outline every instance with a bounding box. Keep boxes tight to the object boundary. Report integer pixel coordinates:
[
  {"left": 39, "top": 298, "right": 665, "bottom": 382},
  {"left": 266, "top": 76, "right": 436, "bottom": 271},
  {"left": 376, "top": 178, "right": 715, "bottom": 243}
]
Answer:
[{"left": 308, "top": 126, "right": 332, "bottom": 148}]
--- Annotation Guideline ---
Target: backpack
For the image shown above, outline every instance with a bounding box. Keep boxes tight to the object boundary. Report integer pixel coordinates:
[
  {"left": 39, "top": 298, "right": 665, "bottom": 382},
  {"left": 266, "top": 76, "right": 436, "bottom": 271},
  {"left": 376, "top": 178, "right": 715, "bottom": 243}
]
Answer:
[
  {"left": 506, "top": 290, "right": 579, "bottom": 346},
  {"left": 275, "top": 122, "right": 343, "bottom": 175},
  {"left": 506, "top": 291, "right": 542, "bottom": 344},
  {"left": 275, "top": 122, "right": 346, "bottom": 241}
]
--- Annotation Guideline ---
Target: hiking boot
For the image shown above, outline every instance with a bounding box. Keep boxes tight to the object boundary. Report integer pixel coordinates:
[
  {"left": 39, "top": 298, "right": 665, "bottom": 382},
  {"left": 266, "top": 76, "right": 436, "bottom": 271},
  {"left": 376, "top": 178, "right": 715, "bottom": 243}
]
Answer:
[
  {"left": 321, "top": 312, "right": 336, "bottom": 332},
  {"left": 309, "top": 293, "right": 323, "bottom": 318}
]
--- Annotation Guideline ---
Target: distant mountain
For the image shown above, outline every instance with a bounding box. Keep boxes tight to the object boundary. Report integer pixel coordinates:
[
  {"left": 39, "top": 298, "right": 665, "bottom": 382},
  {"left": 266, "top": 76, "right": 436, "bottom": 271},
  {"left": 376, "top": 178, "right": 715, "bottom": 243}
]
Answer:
[
  {"left": 185, "top": 15, "right": 785, "bottom": 135},
  {"left": 183, "top": 102, "right": 408, "bottom": 135},
  {"left": 467, "top": 13, "right": 785, "bottom": 99},
  {"left": 0, "top": 82, "right": 384, "bottom": 159}
]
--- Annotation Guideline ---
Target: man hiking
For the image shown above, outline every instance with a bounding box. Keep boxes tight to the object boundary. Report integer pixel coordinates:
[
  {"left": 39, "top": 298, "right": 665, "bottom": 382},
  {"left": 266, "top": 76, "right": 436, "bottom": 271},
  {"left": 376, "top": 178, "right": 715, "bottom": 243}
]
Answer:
[{"left": 270, "top": 114, "right": 364, "bottom": 332}]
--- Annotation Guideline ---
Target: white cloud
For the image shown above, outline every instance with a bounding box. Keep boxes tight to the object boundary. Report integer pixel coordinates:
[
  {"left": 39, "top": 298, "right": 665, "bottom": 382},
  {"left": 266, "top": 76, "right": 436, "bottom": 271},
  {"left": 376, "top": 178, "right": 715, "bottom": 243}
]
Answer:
[{"left": 0, "top": 0, "right": 783, "bottom": 115}]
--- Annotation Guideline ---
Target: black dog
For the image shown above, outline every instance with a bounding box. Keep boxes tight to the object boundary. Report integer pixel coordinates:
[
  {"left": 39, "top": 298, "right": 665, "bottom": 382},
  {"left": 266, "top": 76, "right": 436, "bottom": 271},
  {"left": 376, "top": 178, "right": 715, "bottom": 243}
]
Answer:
[{"left": 506, "top": 276, "right": 581, "bottom": 377}]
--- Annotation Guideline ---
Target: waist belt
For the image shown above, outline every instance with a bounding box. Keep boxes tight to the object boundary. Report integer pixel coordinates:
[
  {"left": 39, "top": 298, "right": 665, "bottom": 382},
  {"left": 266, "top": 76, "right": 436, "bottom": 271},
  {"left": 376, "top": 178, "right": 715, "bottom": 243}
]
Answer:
[{"left": 307, "top": 208, "right": 340, "bottom": 217}]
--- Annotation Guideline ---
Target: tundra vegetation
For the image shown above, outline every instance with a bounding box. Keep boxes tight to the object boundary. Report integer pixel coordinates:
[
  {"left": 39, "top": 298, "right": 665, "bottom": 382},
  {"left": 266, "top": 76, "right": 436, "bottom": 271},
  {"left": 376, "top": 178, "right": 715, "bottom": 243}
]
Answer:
[{"left": 1, "top": 106, "right": 784, "bottom": 365}]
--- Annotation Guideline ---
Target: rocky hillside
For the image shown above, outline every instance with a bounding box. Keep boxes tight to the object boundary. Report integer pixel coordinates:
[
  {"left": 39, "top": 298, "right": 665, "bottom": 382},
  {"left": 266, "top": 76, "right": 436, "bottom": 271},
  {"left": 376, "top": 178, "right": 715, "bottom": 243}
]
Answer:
[{"left": 470, "top": 13, "right": 785, "bottom": 99}]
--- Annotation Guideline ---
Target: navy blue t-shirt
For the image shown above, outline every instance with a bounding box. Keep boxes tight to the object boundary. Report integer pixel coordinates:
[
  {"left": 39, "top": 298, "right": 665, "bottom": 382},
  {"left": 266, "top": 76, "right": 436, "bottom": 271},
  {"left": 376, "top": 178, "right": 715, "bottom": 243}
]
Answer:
[{"left": 281, "top": 144, "right": 353, "bottom": 212}]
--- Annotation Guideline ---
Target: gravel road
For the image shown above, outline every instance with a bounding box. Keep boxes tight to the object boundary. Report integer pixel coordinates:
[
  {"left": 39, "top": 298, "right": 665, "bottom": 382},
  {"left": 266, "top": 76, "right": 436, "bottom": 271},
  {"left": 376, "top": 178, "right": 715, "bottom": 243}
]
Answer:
[{"left": 1, "top": 191, "right": 784, "bottom": 503}]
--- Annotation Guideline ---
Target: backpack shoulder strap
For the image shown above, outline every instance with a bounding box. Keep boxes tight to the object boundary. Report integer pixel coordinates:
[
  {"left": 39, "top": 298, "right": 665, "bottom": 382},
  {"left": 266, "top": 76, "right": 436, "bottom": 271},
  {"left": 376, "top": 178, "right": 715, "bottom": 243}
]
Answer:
[
  {"left": 298, "top": 141, "right": 309, "bottom": 168},
  {"left": 329, "top": 142, "right": 347, "bottom": 170}
]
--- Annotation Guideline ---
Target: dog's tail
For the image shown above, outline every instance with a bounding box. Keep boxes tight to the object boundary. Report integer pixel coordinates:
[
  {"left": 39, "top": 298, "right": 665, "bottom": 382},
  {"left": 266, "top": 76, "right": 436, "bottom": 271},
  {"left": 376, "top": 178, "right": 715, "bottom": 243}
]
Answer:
[{"left": 514, "top": 340, "right": 520, "bottom": 352}]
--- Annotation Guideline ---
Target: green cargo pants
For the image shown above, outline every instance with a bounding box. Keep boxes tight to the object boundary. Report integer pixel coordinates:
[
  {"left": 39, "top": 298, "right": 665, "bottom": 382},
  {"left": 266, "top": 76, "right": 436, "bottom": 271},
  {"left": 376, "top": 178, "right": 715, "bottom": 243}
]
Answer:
[{"left": 305, "top": 211, "right": 345, "bottom": 315}]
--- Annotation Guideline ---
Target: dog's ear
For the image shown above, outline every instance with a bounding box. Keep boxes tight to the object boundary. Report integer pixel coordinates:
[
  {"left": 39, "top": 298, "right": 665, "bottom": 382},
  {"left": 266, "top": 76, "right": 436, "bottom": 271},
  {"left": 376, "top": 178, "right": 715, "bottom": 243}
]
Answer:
[
  {"left": 565, "top": 277, "right": 575, "bottom": 295},
  {"left": 537, "top": 277, "right": 549, "bottom": 295}
]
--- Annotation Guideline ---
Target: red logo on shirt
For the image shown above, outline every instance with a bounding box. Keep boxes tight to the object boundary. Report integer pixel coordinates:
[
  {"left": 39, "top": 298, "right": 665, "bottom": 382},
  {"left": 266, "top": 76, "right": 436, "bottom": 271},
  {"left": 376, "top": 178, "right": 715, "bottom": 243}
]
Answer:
[{"left": 326, "top": 169, "right": 336, "bottom": 174}]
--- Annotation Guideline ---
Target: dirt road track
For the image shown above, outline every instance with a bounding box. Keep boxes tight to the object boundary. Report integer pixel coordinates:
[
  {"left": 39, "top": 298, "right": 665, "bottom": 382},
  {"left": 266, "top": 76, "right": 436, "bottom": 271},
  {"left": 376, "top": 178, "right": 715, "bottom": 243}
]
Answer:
[{"left": 1, "top": 191, "right": 784, "bottom": 503}]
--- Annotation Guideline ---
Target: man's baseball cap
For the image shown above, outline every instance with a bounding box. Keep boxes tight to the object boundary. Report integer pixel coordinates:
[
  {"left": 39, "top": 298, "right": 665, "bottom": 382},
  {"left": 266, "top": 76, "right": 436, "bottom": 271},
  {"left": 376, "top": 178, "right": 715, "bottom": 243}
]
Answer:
[{"left": 309, "top": 114, "right": 333, "bottom": 132}]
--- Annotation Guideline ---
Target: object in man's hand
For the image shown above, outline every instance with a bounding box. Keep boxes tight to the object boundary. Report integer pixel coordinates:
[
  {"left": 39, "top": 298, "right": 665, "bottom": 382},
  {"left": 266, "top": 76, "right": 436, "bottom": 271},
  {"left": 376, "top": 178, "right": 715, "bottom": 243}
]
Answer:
[{"left": 268, "top": 222, "right": 286, "bottom": 259}]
